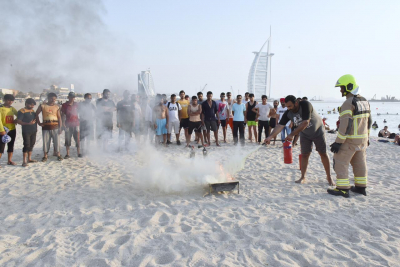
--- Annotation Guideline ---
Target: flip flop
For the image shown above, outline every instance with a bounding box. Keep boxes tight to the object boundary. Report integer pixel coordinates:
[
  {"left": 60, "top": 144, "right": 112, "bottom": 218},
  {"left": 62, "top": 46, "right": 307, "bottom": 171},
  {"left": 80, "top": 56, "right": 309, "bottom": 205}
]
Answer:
[
  {"left": 7, "top": 161, "right": 16, "bottom": 166},
  {"left": 216, "top": 143, "right": 221, "bottom": 147},
  {"left": 64, "top": 155, "right": 70, "bottom": 159},
  {"left": 41, "top": 157, "right": 48, "bottom": 162},
  {"left": 28, "top": 160, "right": 38, "bottom": 163},
  {"left": 58, "top": 156, "right": 63, "bottom": 161},
  {"left": 22, "top": 163, "right": 28, "bottom": 167}
]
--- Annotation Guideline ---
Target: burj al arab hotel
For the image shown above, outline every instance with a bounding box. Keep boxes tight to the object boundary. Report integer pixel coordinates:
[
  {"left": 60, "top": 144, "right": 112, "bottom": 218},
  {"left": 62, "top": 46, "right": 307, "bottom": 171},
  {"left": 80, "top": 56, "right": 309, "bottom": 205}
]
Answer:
[{"left": 247, "top": 32, "right": 274, "bottom": 99}]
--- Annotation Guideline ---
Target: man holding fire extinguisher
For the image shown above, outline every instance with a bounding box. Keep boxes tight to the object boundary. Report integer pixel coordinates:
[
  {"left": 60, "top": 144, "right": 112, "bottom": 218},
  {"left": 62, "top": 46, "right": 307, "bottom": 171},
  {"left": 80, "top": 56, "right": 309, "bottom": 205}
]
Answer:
[
  {"left": 264, "top": 95, "right": 334, "bottom": 186},
  {"left": 327, "top": 74, "right": 371, "bottom": 198}
]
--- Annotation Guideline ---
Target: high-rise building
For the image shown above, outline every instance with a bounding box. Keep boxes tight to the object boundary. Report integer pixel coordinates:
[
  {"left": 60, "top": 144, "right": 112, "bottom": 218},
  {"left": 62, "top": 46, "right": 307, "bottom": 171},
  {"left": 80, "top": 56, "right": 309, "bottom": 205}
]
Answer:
[
  {"left": 138, "top": 70, "right": 155, "bottom": 97},
  {"left": 248, "top": 33, "right": 274, "bottom": 99}
]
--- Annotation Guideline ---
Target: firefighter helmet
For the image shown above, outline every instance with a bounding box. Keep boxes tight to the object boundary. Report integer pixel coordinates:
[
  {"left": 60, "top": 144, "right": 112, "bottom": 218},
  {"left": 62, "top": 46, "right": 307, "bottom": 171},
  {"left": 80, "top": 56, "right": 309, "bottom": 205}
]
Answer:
[{"left": 335, "top": 74, "right": 359, "bottom": 96}]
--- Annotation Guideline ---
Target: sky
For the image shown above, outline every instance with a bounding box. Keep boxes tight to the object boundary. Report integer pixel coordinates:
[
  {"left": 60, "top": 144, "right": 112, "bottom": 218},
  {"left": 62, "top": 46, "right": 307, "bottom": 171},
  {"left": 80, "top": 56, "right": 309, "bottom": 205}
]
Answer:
[
  {"left": 2, "top": 0, "right": 400, "bottom": 100},
  {"left": 102, "top": 0, "right": 400, "bottom": 99}
]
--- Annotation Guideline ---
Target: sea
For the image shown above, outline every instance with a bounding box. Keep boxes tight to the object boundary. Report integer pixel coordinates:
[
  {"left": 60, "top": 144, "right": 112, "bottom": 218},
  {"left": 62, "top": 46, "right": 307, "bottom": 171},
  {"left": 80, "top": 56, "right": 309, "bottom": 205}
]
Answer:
[{"left": 310, "top": 101, "right": 400, "bottom": 137}]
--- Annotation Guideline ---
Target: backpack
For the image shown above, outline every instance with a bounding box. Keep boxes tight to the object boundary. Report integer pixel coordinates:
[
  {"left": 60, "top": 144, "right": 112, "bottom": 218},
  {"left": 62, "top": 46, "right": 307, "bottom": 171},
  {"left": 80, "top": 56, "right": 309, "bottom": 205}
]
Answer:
[{"left": 167, "top": 102, "right": 180, "bottom": 110}]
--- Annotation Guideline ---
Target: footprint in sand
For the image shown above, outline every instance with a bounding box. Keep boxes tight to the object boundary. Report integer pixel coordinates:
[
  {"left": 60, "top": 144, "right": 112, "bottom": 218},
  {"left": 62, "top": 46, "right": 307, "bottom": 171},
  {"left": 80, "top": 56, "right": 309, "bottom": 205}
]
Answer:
[
  {"left": 155, "top": 252, "right": 176, "bottom": 265},
  {"left": 180, "top": 223, "right": 192, "bottom": 232},
  {"left": 114, "top": 235, "right": 130, "bottom": 246}
]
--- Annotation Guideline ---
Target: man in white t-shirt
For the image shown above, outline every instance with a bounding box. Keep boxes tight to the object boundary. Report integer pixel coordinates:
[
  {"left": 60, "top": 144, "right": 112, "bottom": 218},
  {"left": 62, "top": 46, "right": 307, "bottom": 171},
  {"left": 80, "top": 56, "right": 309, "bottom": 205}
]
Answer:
[
  {"left": 166, "top": 94, "right": 181, "bottom": 144},
  {"left": 216, "top": 92, "right": 229, "bottom": 143},
  {"left": 253, "top": 95, "right": 273, "bottom": 144},
  {"left": 277, "top": 98, "right": 292, "bottom": 142}
]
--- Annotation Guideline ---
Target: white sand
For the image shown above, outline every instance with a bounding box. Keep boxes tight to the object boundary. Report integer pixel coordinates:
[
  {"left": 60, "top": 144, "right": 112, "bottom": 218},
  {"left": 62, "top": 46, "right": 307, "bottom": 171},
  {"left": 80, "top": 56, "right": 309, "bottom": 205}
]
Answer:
[{"left": 1, "top": 114, "right": 400, "bottom": 266}]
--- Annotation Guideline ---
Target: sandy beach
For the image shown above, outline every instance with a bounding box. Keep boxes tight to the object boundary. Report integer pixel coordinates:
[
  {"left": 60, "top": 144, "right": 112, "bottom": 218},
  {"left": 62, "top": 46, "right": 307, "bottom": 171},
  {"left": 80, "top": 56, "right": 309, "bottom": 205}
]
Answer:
[{"left": 1, "top": 112, "right": 399, "bottom": 267}]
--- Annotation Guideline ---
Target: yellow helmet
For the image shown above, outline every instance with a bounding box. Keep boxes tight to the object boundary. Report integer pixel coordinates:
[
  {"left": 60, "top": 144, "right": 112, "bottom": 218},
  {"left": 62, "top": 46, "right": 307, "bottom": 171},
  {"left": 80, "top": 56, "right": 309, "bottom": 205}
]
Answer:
[{"left": 335, "top": 74, "right": 359, "bottom": 96}]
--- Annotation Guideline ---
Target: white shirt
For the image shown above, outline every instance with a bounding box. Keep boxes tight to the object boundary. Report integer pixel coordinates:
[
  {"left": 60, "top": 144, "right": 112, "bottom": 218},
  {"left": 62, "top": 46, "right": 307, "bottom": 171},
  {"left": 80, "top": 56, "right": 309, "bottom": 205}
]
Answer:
[
  {"left": 277, "top": 106, "right": 291, "bottom": 126},
  {"left": 255, "top": 103, "right": 273, "bottom": 121},
  {"left": 167, "top": 102, "right": 182, "bottom": 122}
]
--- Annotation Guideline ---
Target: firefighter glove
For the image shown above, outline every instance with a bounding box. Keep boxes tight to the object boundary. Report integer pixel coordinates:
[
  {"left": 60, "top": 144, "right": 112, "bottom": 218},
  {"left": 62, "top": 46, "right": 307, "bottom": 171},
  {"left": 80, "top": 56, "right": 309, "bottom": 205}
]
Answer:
[{"left": 330, "top": 142, "right": 342, "bottom": 153}]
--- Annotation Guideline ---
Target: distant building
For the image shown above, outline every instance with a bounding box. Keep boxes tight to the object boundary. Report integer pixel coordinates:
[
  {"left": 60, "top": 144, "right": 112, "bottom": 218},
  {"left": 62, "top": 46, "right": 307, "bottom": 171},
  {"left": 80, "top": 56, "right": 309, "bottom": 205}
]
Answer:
[
  {"left": 138, "top": 70, "right": 155, "bottom": 97},
  {"left": 41, "top": 85, "right": 73, "bottom": 101},
  {"left": 89, "top": 93, "right": 102, "bottom": 99},
  {"left": 248, "top": 33, "right": 274, "bottom": 99},
  {"left": 0, "top": 88, "right": 19, "bottom": 96}
]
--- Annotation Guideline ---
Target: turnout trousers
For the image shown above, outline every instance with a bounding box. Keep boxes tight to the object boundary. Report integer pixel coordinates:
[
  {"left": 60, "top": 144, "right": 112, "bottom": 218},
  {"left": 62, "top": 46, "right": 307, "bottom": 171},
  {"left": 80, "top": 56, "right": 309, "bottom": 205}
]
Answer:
[{"left": 333, "top": 142, "right": 368, "bottom": 189}]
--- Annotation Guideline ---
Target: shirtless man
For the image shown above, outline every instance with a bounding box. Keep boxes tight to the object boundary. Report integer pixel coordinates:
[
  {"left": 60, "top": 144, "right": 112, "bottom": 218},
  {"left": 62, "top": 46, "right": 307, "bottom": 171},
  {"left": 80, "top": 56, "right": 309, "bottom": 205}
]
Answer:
[
  {"left": 153, "top": 95, "right": 169, "bottom": 146},
  {"left": 268, "top": 100, "right": 279, "bottom": 145}
]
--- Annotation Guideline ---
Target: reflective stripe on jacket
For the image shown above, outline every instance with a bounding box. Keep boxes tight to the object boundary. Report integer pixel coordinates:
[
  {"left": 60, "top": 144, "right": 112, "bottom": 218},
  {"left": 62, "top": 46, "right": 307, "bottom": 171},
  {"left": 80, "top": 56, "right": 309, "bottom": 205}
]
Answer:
[{"left": 335, "top": 93, "right": 372, "bottom": 145}]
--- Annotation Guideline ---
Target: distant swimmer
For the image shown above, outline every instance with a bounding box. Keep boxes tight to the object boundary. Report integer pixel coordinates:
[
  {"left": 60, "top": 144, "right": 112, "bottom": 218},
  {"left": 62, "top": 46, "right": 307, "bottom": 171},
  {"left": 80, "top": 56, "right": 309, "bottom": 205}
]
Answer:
[
  {"left": 378, "top": 126, "right": 391, "bottom": 138},
  {"left": 328, "top": 74, "right": 371, "bottom": 198},
  {"left": 372, "top": 121, "right": 378, "bottom": 129},
  {"left": 383, "top": 119, "right": 387, "bottom": 123}
]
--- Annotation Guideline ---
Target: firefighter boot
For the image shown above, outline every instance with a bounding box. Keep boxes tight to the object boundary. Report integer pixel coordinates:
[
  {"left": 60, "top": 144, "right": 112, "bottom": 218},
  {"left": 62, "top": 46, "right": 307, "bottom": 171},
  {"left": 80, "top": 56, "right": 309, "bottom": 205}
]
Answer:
[
  {"left": 327, "top": 188, "right": 350, "bottom": 198},
  {"left": 350, "top": 186, "right": 367, "bottom": 196}
]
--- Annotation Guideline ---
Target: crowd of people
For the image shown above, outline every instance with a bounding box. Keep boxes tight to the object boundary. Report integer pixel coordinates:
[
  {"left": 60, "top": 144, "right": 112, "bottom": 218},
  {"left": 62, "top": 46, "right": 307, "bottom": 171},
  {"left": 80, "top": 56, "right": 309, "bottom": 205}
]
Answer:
[
  {"left": 3, "top": 74, "right": 398, "bottom": 198},
  {"left": 0, "top": 89, "right": 299, "bottom": 167}
]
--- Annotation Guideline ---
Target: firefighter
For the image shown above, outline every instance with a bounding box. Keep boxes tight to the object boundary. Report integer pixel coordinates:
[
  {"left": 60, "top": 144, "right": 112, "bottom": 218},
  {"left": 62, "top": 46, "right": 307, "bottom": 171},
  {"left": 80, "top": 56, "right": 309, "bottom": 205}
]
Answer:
[{"left": 327, "top": 74, "right": 372, "bottom": 198}]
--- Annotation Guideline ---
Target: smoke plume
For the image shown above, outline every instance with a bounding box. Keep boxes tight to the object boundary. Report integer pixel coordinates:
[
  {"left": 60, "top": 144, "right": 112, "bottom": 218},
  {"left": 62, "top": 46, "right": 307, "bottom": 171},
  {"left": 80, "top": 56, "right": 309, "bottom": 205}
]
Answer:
[{"left": 0, "top": 0, "right": 134, "bottom": 93}]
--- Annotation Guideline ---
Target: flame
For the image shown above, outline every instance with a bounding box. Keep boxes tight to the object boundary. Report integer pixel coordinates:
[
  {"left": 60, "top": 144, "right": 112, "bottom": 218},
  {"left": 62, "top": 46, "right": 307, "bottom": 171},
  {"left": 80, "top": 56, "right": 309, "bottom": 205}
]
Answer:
[{"left": 219, "top": 164, "right": 234, "bottom": 181}]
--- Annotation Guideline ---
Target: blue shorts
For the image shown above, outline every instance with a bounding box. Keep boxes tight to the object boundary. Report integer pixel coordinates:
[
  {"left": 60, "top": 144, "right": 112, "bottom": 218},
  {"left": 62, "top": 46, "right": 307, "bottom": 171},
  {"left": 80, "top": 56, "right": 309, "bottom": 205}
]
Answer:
[{"left": 156, "top": 118, "right": 168, "bottom": 136}]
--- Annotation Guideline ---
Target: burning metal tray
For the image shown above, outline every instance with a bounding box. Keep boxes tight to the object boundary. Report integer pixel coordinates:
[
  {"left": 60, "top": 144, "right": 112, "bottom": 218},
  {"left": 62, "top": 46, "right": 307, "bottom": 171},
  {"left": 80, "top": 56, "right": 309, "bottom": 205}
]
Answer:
[{"left": 208, "top": 181, "right": 239, "bottom": 194}]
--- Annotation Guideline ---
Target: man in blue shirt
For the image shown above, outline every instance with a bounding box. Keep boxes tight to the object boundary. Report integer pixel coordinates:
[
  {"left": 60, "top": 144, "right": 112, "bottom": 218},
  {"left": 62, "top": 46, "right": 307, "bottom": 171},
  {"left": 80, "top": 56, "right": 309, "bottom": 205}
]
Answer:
[
  {"left": 232, "top": 95, "right": 246, "bottom": 145},
  {"left": 201, "top": 91, "right": 220, "bottom": 147}
]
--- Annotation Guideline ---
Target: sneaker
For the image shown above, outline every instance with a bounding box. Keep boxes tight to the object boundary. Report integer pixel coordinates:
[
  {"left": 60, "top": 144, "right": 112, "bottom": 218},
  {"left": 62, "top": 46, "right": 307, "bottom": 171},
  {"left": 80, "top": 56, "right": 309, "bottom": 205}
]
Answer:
[
  {"left": 167, "top": 140, "right": 172, "bottom": 145},
  {"left": 177, "top": 140, "right": 181, "bottom": 145},
  {"left": 350, "top": 186, "right": 367, "bottom": 196},
  {"left": 327, "top": 188, "right": 349, "bottom": 198}
]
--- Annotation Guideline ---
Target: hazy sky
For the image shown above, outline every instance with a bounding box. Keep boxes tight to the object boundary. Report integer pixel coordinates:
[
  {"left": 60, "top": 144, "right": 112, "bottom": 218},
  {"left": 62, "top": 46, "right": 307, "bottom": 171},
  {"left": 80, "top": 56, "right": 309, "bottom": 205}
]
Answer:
[
  {"left": 102, "top": 0, "right": 400, "bottom": 99},
  {"left": 1, "top": 0, "right": 399, "bottom": 99}
]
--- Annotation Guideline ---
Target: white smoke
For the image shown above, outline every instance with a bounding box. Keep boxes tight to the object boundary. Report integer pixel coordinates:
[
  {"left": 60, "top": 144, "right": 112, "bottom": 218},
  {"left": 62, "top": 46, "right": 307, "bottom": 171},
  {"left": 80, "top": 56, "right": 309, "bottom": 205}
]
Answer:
[
  {"left": 0, "top": 0, "right": 134, "bottom": 93},
  {"left": 83, "top": 134, "right": 260, "bottom": 193}
]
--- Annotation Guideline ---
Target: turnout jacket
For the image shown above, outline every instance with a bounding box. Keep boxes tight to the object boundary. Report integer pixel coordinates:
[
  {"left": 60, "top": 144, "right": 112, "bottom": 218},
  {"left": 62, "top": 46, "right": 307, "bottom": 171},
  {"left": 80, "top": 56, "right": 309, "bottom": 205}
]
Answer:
[{"left": 336, "top": 93, "right": 372, "bottom": 145}]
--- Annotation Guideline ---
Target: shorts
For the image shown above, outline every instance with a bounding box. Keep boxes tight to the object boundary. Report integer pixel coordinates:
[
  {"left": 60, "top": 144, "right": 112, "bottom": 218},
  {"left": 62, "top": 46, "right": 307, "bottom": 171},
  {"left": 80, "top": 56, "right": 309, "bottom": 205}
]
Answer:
[
  {"left": 156, "top": 118, "right": 168, "bottom": 136},
  {"left": 0, "top": 129, "right": 16, "bottom": 153},
  {"left": 188, "top": 121, "right": 202, "bottom": 135},
  {"left": 22, "top": 131, "right": 37, "bottom": 152},
  {"left": 228, "top": 117, "right": 233, "bottom": 130},
  {"left": 43, "top": 129, "right": 60, "bottom": 154},
  {"left": 247, "top": 121, "right": 257, "bottom": 126},
  {"left": 219, "top": 119, "right": 227, "bottom": 128},
  {"left": 269, "top": 118, "right": 276, "bottom": 128},
  {"left": 65, "top": 126, "right": 80, "bottom": 147},
  {"left": 180, "top": 118, "right": 190, "bottom": 129},
  {"left": 300, "top": 132, "right": 327, "bottom": 155},
  {"left": 205, "top": 120, "right": 218, "bottom": 132},
  {"left": 97, "top": 124, "right": 113, "bottom": 139},
  {"left": 168, "top": 121, "right": 180, "bottom": 134},
  {"left": 120, "top": 122, "right": 133, "bottom": 133},
  {"left": 80, "top": 121, "right": 94, "bottom": 141},
  {"left": 133, "top": 122, "right": 141, "bottom": 135}
]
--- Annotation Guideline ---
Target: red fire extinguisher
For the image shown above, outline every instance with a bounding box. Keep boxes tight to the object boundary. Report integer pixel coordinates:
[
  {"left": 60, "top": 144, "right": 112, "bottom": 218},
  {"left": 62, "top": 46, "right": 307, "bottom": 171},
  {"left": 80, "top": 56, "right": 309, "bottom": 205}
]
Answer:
[{"left": 283, "top": 141, "right": 293, "bottom": 164}]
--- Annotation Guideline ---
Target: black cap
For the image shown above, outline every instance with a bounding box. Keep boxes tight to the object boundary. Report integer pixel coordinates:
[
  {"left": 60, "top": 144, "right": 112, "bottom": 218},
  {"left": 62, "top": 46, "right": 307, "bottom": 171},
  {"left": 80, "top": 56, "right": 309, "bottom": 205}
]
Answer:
[{"left": 68, "top": 92, "right": 76, "bottom": 97}]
